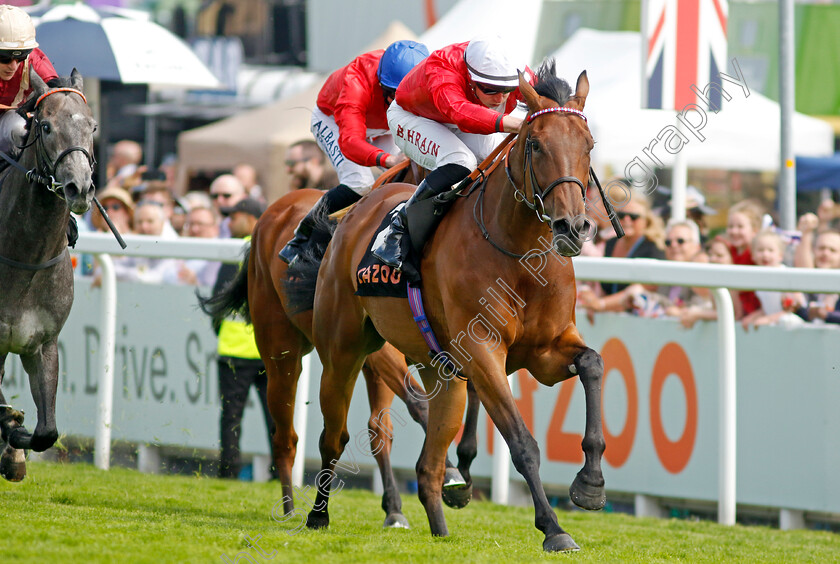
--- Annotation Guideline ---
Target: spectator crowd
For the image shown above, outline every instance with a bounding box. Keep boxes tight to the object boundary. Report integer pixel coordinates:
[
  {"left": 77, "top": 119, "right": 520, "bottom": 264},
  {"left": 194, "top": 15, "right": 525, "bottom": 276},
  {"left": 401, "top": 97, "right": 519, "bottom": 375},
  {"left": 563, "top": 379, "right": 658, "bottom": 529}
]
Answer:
[{"left": 577, "top": 182, "right": 840, "bottom": 329}]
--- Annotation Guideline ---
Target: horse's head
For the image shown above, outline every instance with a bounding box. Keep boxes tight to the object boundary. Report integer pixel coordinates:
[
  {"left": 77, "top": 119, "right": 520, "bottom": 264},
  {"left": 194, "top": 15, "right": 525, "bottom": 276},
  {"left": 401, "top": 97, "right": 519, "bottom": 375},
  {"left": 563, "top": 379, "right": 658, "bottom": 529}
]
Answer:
[
  {"left": 516, "top": 61, "right": 594, "bottom": 257},
  {"left": 26, "top": 69, "right": 97, "bottom": 214}
]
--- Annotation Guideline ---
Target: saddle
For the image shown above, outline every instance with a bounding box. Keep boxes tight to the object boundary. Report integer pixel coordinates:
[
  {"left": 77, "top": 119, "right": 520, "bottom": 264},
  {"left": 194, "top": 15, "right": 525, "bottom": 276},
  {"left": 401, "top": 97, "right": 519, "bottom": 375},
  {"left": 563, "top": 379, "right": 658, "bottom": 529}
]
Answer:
[{"left": 355, "top": 134, "right": 518, "bottom": 298}]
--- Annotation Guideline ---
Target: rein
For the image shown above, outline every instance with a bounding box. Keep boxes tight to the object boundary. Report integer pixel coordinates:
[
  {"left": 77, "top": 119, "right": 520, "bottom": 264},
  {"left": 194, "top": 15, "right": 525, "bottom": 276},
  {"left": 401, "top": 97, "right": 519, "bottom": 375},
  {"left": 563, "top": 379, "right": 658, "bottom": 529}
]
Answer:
[{"left": 472, "top": 106, "right": 590, "bottom": 260}]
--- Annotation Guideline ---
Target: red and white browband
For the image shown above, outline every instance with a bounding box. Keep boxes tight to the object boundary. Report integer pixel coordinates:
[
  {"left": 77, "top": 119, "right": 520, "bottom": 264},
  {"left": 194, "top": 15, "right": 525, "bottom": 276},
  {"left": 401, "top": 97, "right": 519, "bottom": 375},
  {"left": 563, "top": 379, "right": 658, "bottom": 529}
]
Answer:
[
  {"left": 526, "top": 106, "right": 587, "bottom": 123},
  {"left": 35, "top": 88, "right": 87, "bottom": 108}
]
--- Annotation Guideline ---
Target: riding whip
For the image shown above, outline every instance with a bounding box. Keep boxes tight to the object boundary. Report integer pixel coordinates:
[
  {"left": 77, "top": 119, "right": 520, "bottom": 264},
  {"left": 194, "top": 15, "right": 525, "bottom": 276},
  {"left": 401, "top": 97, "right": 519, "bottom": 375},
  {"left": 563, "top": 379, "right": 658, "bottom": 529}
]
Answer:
[
  {"left": 93, "top": 196, "right": 127, "bottom": 249},
  {"left": 589, "top": 167, "right": 625, "bottom": 239}
]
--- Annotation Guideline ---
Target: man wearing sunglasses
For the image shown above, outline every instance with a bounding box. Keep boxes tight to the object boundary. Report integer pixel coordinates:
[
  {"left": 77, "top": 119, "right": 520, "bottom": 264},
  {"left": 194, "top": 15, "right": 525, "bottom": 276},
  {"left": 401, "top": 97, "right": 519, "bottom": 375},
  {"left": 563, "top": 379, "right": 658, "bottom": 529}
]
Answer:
[
  {"left": 372, "top": 35, "right": 528, "bottom": 269},
  {"left": 0, "top": 5, "right": 59, "bottom": 154},
  {"left": 278, "top": 40, "right": 430, "bottom": 266}
]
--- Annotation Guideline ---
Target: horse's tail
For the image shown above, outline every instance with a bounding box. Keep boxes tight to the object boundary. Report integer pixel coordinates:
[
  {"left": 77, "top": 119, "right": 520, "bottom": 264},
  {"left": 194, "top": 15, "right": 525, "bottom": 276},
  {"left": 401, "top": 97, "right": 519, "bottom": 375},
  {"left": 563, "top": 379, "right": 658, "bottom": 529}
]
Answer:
[
  {"left": 197, "top": 244, "right": 252, "bottom": 325},
  {"left": 284, "top": 207, "right": 338, "bottom": 314}
]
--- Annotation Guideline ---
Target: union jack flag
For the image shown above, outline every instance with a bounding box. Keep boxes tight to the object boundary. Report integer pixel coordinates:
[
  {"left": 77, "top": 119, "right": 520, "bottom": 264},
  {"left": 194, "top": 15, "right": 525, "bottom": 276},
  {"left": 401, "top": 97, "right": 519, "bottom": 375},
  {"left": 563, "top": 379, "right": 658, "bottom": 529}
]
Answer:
[{"left": 643, "top": 0, "right": 728, "bottom": 111}]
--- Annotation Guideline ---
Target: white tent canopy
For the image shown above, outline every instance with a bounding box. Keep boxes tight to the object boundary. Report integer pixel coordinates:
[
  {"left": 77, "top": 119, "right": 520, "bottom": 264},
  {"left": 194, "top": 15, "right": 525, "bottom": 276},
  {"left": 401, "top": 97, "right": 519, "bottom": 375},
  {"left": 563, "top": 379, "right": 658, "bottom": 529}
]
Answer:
[
  {"left": 419, "top": 0, "right": 543, "bottom": 71},
  {"left": 550, "top": 29, "right": 833, "bottom": 173}
]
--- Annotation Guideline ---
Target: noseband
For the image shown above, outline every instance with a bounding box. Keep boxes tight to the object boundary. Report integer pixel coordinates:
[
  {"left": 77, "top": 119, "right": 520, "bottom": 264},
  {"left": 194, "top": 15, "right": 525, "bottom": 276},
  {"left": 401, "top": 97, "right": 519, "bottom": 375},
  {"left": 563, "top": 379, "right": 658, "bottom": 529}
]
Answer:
[
  {"left": 16, "top": 87, "right": 95, "bottom": 199},
  {"left": 505, "top": 106, "right": 588, "bottom": 223}
]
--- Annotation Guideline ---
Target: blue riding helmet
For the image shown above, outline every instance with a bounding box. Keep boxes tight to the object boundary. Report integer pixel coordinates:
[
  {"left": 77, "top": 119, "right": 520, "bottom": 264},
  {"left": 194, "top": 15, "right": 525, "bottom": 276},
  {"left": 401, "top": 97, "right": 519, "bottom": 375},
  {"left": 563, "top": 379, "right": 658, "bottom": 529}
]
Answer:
[{"left": 377, "top": 40, "right": 430, "bottom": 90}]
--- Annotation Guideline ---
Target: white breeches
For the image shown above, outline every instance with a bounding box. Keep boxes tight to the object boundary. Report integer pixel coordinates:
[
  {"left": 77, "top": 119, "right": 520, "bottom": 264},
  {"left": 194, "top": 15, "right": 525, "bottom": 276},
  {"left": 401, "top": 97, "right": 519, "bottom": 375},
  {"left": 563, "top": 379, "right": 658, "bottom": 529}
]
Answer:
[
  {"left": 0, "top": 110, "right": 26, "bottom": 154},
  {"left": 386, "top": 102, "right": 506, "bottom": 172},
  {"left": 310, "top": 107, "right": 398, "bottom": 195}
]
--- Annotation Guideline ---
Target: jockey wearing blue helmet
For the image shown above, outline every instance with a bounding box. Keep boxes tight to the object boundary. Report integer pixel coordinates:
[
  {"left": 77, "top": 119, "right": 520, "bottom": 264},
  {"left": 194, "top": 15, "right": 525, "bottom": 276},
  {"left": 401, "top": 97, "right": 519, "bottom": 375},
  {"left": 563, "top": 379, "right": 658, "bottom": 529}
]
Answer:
[{"left": 279, "top": 39, "right": 429, "bottom": 266}]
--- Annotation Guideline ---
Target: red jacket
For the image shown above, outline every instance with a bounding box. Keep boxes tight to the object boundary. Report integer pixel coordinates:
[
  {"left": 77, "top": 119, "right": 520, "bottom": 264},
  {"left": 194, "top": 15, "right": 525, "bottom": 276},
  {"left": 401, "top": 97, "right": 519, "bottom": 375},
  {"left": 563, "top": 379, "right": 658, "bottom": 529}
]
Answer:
[
  {"left": 316, "top": 50, "right": 392, "bottom": 168},
  {"left": 395, "top": 42, "right": 523, "bottom": 135},
  {"left": 729, "top": 243, "right": 762, "bottom": 315},
  {"left": 0, "top": 49, "right": 58, "bottom": 108}
]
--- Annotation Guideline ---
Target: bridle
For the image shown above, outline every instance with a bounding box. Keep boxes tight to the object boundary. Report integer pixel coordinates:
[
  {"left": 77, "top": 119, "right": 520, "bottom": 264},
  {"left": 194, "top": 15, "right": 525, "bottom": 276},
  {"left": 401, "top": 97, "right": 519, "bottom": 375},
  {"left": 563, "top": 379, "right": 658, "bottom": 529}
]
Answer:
[
  {"left": 0, "top": 87, "right": 95, "bottom": 271},
  {"left": 506, "top": 106, "right": 588, "bottom": 223},
  {"left": 472, "top": 105, "right": 592, "bottom": 259},
  {"left": 11, "top": 87, "right": 96, "bottom": 200}
]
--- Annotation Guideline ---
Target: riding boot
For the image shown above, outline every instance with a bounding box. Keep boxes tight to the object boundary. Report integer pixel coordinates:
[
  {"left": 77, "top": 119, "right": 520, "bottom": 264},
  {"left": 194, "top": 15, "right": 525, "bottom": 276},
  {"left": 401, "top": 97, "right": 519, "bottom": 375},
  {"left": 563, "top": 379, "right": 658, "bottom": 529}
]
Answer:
[
  {"left": 371, "top": 180, "right": 440, "bottom": 269},
  {"left": 278, "top": 184, "right": 361, "bottom": 265}
]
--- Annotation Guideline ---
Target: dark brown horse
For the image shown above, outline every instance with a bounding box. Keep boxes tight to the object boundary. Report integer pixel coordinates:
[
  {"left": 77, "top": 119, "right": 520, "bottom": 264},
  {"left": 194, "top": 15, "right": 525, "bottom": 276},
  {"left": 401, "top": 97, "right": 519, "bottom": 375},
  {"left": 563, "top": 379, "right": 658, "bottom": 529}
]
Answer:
[
  {"left": 289, "top": 61, "right": 606, "bottom": 552},
  {"left": 199, "top": 188, "right": 474, "bottom": 528},
  {"left": 0, "top": 70, "right": 97, "bottom": 481}
]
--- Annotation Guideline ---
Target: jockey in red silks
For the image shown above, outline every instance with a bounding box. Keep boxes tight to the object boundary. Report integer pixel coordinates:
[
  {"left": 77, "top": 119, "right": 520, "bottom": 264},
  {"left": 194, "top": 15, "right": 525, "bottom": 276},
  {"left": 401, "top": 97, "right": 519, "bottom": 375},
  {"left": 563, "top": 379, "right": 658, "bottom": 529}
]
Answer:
[
  {"left": 0, "top": 5, "right": 59, "bottom": 155},
  {"left": 372, "top": 35, "right": 529, "bottom": 270},
  {"left": 279, "top": 39, "right": 430, "bottom": 266}
]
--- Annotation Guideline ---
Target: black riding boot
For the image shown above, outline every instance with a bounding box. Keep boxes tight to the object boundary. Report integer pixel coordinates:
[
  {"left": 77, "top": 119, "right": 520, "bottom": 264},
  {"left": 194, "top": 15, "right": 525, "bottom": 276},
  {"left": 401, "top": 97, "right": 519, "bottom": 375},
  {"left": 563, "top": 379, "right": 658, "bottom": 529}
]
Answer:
[
  {"left": 278, "top": 184, "right": 361, "bottom": 265},
  {"left": 371, "top": 180, "right": 440, "bottom": 269}
]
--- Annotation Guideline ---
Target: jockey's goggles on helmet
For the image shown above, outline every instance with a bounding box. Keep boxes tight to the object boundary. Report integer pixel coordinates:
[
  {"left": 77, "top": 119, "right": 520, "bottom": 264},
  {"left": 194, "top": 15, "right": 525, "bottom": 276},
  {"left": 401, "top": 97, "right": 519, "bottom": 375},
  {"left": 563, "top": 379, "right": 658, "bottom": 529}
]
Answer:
[
  {"left": 0, "top": 49, "right": 31, "bottom": 64},
  {"left": 474, "top": 81, "right": 516, "bottom": 95}
]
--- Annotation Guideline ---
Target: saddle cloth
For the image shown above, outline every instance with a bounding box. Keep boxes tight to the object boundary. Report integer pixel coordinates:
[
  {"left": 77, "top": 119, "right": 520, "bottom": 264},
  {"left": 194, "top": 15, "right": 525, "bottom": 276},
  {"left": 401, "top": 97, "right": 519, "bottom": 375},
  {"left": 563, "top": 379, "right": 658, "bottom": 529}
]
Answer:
[{"left": 355, "top": 201, "right": 421, "bottom": 298}]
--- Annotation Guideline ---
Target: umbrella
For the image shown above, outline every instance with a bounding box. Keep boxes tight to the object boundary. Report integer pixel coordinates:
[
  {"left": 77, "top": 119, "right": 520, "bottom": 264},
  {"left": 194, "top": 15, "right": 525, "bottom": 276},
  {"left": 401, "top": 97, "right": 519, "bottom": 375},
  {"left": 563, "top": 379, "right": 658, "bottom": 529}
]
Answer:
[{"left": 29, "top": 2, "right": 221, "bottom": 90}]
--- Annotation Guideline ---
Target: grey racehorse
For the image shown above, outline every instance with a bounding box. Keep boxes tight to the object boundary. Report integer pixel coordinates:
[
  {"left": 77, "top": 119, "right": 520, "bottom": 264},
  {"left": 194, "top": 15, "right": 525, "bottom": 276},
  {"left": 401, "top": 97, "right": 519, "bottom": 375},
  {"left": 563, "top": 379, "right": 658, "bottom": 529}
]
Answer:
[{"left": 0, "top": 69, "right": 96, "bottom": 481}]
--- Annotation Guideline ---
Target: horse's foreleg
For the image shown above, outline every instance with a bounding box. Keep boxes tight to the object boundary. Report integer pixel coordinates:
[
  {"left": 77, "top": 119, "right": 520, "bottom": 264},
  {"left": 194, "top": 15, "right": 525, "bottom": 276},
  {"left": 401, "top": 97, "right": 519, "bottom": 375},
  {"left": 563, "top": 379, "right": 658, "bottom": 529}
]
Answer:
[
  {"left": 416, "top": 369, "right": 466, "bottom": 537},
  {"left": 361, "top": 365, "right": 408, "bottom": 528},
  {"left": 472, "top": 370, "right": 579, "bottom": 553},
  {"left": 306, "top": 351, "right": 365, "bottom": 530},
  {"left": 12, "top": 342, "right": 60, "bottom": 451},
  {"left": 568, "top": 348, "right": 606, "bottom": 511}
]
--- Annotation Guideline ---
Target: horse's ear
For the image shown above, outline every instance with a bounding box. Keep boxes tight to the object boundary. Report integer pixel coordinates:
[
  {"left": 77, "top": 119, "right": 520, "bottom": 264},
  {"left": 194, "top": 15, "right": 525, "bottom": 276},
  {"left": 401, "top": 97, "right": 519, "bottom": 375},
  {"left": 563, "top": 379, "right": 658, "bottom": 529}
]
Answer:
[
  {"left": 29, "top": 68, "right": 48, "bottom": 96},
  {"left": 70, "top": 68, "right": 84, "bottom": 91},
  {"left": 518, "top": 70, "right": 540, "bottom": 112},
  {"left": 570, "top": 70, "right": 589, "bottom": 110}
]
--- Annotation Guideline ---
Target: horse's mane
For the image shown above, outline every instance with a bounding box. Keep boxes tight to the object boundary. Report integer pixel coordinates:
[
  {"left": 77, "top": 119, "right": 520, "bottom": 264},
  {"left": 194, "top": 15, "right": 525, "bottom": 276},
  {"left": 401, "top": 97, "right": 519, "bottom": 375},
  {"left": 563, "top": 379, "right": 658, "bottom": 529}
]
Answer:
[{"left": 533, "top": 59, "right": 572, "bottom": 106}]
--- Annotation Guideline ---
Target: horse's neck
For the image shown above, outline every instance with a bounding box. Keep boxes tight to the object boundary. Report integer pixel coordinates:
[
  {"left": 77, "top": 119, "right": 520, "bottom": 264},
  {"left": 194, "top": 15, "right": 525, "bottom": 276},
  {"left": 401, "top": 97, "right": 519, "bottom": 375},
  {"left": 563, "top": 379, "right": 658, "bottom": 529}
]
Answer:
[
  {"left": 477, "top": 161, "right": 552, "bottom": 253},
  {"left": 0, "top": 151, "right": 69, "bottom": 258}
]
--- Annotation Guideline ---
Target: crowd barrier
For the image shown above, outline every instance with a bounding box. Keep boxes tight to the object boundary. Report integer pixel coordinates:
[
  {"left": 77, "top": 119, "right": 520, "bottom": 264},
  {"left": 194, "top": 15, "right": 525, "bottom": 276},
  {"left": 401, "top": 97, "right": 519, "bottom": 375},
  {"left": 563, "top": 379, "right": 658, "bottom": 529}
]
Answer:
[{"left": 5, "top": 233, "right": 837, "bottom": 530}]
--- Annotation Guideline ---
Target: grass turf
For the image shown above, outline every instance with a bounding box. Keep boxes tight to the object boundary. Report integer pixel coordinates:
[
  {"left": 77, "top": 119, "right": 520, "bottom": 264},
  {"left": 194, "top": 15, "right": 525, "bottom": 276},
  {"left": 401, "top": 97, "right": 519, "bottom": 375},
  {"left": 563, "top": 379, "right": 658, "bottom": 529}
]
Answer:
[{"left": 1, "top": 461, "right": 838, "bottom": 563}]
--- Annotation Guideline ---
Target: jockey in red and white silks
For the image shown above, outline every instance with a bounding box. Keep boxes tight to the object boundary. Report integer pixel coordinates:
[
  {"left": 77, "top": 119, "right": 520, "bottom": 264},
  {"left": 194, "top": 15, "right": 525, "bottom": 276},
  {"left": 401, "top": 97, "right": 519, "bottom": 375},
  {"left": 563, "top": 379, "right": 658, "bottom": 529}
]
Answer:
[
  {"left": 0, "top": 6, "right": 58, "bottom": 154},
  {"left": 278, "top": 40, "right": 429, "bottom": 266},
  {"left": 372, "top": 35, "right": 529, "bottom": 269}
]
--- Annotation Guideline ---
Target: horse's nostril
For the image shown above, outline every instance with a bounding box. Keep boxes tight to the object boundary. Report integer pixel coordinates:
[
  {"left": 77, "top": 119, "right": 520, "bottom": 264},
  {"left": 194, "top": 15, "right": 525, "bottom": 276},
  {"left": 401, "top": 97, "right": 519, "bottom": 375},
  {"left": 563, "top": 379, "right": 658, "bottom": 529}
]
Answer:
[
  {"left": 553, "top": 218, "right": 571, "bottom": 236},
  {"left": 573, "top": 217, "right": 596, "bottom": 242}
]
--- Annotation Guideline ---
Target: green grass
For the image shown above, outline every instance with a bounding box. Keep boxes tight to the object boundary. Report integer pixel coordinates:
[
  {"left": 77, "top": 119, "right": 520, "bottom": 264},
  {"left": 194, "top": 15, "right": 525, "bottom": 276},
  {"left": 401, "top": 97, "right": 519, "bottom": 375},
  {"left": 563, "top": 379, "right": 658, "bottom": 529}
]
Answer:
[{"left": 1, "top": 461, "right": 838, "bottom": 563}]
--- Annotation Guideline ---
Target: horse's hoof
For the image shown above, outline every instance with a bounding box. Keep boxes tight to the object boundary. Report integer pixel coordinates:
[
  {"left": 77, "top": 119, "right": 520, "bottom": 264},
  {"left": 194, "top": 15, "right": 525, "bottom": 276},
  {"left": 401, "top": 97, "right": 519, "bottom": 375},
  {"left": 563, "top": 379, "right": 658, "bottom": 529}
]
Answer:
[
  {"left": 0, "top": 446, "right": 26, "bottom": 482},
  {"left": 383, "top": 513, "right": 410, "bottom": 529},
  {"left": 441, "top": 481, "right": 473, "bottom": 509},
  {"left": 543, "top": 533, "right": 580, "bottom": 553},
  {"left": 306, "top": 510, "right": 329, "bottom": 530},
  {"left": 443, "top": 467, "right": 466, "bottom": 488},
  {"left": 569, "top": 471, "right": 606, "bottom": 511}
]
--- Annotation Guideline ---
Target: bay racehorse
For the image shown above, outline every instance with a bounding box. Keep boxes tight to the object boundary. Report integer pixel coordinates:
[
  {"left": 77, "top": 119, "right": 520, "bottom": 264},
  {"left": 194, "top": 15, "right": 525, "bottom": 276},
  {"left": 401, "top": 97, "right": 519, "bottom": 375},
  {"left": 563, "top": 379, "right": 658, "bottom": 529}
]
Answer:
[
  {"left": 288, "top": 61, "right": 606, "bottom": 552},
  {"left": 198, "top": 188, "right": 475, "bottom": 528},
  {"left": 0, "top": 70, "right": 96, "bottom": 481}
]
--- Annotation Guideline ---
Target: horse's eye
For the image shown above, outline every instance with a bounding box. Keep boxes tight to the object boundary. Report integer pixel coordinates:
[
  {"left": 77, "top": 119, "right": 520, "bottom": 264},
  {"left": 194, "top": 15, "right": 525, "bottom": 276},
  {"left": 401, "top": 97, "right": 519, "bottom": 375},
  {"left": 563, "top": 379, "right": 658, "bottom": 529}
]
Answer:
[
  {"left": 41, "top": 122, "right": 51, "bottom": 134},
  {"left": 530, "top": 140, "right": 542, "bottom": 152}
]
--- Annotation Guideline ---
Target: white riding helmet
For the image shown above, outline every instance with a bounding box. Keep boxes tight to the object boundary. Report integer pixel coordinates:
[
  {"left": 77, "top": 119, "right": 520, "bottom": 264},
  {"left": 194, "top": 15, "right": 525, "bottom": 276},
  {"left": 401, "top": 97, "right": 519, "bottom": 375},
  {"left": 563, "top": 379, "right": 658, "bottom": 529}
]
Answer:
[
  {"left": 0, "top": 5, "right": 38, "bottom": 52},
  {"left": 464, "top": 35, "right": 519, "bottom": 88}
]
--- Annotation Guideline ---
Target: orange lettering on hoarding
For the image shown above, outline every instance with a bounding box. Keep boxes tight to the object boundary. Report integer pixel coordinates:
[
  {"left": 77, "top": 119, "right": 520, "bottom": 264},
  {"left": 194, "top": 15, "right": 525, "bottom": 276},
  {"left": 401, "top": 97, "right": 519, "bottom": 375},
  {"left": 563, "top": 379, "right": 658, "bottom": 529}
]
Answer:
[
  {"left": 545, "top": 379, "right": 583, "bottom": 464},
  {"left": 601, "top": 338, "right": 638, "bottom": 468},
  {"left": 650, "top": 342, "right": 697, "bottom": 474}
]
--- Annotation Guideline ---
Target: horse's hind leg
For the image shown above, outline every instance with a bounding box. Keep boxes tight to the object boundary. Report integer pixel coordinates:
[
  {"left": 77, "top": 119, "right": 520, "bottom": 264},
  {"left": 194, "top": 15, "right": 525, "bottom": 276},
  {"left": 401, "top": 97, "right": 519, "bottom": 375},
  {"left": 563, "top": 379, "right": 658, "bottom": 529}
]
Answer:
[
  {"left": 368, "top": 346, "right": 468, "bottom": 507},
  {"left": 415, "top": 368, "right": 467, "bottom": 537},
  {"left": 441, "top": 381, "right": 479, "bottom": 509},
  {"left": 568, "top": 348, "right": 606, "bottom": 511},
  {"left": 0, "top": 355, "right": 27, "bottom": 482},
  {"left": 361, "top": 363, "right": 409, "bottom": 528},
  {"left": 8, "top": 342, "right": 60, "bottom": 451}
]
